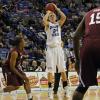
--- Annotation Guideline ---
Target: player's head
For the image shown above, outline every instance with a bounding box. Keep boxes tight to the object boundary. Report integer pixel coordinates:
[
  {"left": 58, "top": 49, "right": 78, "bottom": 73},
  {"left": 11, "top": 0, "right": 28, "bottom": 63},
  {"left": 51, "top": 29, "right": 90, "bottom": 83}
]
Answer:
[
  {"left": 48, "top": 12, "right": 57, "bottom": 23},
  {"left": 18, "top": 36, "right": 25, "bottom": 49},
  {"left": 10, "top": 36, "right": 25, "bottom": 48}
]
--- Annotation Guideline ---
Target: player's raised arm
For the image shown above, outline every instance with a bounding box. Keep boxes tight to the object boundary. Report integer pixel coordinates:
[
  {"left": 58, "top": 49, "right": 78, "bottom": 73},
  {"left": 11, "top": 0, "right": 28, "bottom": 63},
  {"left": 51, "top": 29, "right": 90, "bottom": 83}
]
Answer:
[
  {"left": 73, "top": 16, "right": 85, "bottom": 61},
  {"left": 43, "top": 11, "right": 51, "bottom": 27},
  {"left": 53, "top": 4, "right": 66, "bottom": 26},
  {"left": 73, "top": 16, "right": 85, "bottom": 74}
]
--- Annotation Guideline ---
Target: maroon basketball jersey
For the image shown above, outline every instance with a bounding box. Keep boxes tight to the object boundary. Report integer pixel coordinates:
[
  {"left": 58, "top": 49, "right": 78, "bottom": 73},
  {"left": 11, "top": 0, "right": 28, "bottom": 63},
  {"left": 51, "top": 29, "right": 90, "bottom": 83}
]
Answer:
[
  {"left": 5, "top": 48, "right": 22, "bottom": 70},
  {"left": 84, "top": 7, "right": 100, "bottom": 39}
]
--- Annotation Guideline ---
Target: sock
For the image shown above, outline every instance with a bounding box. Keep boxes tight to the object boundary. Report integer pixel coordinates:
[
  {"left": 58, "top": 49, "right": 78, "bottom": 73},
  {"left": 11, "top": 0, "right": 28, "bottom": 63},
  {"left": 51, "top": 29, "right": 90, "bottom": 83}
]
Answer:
[
  {"left": 0, "top": 88, "right": 4, "bottom": 93},
  {"left": 27, "top": 93, "right": 32, "bottom": 99},
  {"left": 63, "top": 81, "right": 67, "bottom": 88},
  {"left": 11, "top": 91, "right": 17, "bottom": 100},
  {"left": 48, "top": 82, "right": 52, "bottom": 88}
]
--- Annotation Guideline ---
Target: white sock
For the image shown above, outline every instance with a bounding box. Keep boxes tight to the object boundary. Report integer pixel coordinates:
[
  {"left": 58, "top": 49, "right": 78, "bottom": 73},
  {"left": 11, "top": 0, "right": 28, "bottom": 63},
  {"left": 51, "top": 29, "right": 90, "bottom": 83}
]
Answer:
[
  {"left": 27, "top": 93, "right": 32, "bottom": 99},
  {"left": 11, "top": 91, "right": 17, "bottom": 100},
  {"left": 64, "top": 86, "right": 68, "bottom": 89},
  {"left": 48, "top": 87, "right": 52, "bottom": 91},
  {"left": 0, "top": 88, "right": 4, "bottom": 93}
]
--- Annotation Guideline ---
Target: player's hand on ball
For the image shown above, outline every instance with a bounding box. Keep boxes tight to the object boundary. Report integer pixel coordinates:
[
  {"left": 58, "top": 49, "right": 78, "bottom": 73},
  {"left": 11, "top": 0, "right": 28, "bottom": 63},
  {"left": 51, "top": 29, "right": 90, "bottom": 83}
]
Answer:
[
  {"left": 45, "top": 3, "right": 56, "bottom": 12},
  {"left": 52, "top": 3, "right": 58, "bottom": 10},
  {"left": 46, "top": 10, "right": 51, "bottom": 14}
]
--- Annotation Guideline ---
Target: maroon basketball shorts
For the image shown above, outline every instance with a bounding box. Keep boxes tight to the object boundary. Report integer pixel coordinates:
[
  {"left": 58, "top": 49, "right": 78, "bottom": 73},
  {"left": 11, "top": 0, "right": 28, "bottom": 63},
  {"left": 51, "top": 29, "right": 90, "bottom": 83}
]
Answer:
[
  {"left": 79, "top": 39, "right": 100, "bottom": 87},
  {"left": 7, "top": 69, "right": 25, "bottom": 86}
]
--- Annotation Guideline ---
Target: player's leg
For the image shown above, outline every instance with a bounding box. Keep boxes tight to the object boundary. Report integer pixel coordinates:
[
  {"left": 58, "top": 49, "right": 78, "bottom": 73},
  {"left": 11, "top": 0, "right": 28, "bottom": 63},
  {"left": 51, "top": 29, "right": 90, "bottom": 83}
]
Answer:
[
  {"left": 0, "top": 86, "right": 19, "bottom": 100},
  {"left": 72, "top": 84, "right": 89, "bottom": 100},
  {"left": 53, "top": 58, "right": 69, "bottom": 96},
  {"left": 64, "top": 61, "right": 69, "bottom": 88},
  {"left": 0, "top": 73, "right": 21, "bottom": 93},
  {"left": 60, "top": 73, "right": 68, "bottom": 97},
  {"left": 48, "top": 72, "right": 53, "bottom": 88},
  {"left": 24, "top": 80, "right": 33, "bottom": 100},
  {"left": 1, "top": 67, "right": 20, "bottom": 92},
  {"left": 0, "top": 86, "right": 19, "bottom": 93},
  {"left": 53, "top": 71, "right": 61, "bottom": 96},
  {"left": 57, "top": 47, "right": 68, "bottom": 96},
  {"left": 61, "top": 61, "right": 69, "bottom": 94},
  {"left": 72, "top": 44, "right": 98, "bottom": 100},
  {"left": 17, "top": 71, "right": 33, "bottom": 100},
  {"left": 46, "top": 47, "right": 55, "bottom": 98},
  {"left": 47, "top": 47, "right": 56, "bottom": 84},
  {"left": 0, "top": 74, "right": 20, "bottom": 100},
  {"left": 47, "top": 72, "right": 53, "bottom": 99},
  {"left": 53, "top": 69, "right": 68, "bottom": 97},
  {"left": 46, "top": 48, "right": 53, "bottom": 88},
  {"left": 61, "top": 72, "right": 68, "bottom": 92}
]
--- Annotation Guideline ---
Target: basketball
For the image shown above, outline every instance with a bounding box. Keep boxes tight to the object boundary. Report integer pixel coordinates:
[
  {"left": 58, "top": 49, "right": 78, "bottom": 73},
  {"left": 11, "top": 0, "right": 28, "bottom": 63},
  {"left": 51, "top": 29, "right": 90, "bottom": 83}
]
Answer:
[{"left": 45, "top": 3, "right": 55, "bottom": 12}]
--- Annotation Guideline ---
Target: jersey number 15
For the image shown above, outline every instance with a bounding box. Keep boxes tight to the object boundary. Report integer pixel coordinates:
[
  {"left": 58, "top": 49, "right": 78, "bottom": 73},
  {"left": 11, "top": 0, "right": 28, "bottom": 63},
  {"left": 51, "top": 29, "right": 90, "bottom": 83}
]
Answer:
[{"left": 89, "top": 12, "right": 100, "bottom": 25}]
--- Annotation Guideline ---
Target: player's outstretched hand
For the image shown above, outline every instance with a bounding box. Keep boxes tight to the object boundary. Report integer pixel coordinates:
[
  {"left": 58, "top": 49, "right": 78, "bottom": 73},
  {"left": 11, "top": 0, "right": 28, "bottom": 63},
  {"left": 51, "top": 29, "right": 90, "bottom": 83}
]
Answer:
[
  {"left": 46, "top": 10, "right": 51, "bottom": 14},
  {"left": 22, "top": 75, "right": 29, "bottom": 83}
]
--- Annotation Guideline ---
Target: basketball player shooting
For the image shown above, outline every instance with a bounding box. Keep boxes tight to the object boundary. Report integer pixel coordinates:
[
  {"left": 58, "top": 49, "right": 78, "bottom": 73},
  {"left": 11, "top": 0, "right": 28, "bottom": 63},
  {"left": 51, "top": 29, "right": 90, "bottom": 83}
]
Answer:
[{"left": 43, "top": 3, "right": 68, "bottom": 99}]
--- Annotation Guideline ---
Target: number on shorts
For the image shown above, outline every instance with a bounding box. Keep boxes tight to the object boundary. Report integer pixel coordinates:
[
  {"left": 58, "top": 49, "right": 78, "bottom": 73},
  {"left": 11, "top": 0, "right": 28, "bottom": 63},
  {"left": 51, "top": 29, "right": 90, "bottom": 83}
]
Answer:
[{"left": 89, "top": 12, "right": 100, "bottom": 25}]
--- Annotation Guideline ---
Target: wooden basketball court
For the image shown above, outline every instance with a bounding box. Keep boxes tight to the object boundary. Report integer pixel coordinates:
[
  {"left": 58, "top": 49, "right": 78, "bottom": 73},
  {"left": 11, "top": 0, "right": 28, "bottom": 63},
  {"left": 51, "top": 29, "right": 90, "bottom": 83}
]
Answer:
[
  {"left": 0, "top": 87, "right": 100, "bottom": 100},
  {"left": 0, "top": 70, "right": 100, "bottom": 100}
]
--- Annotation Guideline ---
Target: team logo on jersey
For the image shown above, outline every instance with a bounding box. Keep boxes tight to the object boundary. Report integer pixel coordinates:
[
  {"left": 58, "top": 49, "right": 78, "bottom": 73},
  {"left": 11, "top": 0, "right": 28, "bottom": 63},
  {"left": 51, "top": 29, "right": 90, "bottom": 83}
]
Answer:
[{"left": 50, "top": 25, "right": 59, "bottom": 36}]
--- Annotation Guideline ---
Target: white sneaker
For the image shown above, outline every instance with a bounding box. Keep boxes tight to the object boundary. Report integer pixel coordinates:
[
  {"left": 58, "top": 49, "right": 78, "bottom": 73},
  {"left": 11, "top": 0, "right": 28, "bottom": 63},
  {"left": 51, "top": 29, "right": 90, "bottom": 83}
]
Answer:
[
  {"left": 64, "top": 86, "right": 71, "bottom": 98},
  {"left": 48, "top": 88, "right": 53, "bottom": 99}
]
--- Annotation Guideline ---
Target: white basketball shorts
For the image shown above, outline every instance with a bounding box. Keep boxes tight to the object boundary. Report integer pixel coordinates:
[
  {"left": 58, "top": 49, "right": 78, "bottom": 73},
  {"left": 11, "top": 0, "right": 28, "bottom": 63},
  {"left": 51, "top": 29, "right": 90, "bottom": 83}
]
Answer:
[{"left": 46, "top": 46, "right": 66, "bottom": 73}]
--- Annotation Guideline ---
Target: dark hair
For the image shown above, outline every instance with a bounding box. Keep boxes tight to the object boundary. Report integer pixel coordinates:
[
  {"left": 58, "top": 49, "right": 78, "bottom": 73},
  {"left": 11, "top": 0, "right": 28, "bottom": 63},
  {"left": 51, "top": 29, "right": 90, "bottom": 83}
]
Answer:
[{"left": 9, "top": 36, "right": 23, "bottom": 46}]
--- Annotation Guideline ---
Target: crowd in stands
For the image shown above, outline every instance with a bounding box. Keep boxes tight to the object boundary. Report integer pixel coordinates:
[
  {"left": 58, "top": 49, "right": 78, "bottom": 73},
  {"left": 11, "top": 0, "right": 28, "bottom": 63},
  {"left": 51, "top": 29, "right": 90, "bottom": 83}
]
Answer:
[{"left": 0, "top": 0, "right": 100, "bottom": 72}]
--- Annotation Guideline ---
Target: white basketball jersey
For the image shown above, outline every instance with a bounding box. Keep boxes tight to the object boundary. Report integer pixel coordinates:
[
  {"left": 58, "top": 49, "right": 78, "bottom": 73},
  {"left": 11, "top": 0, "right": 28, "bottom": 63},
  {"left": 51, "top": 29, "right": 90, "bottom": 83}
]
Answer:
[{"left": 46, "top": 22, "right": 62, "bottom": 47}]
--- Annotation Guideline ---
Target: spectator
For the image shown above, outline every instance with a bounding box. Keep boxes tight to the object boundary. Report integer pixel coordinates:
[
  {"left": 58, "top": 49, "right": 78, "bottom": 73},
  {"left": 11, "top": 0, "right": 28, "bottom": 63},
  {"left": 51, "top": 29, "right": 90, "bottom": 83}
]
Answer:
[
  {"left": 0, "top": 0, "right": 99, "bottom": 72},
  {"left": 30, "top": 60, "right": 38, "bottom": 71}
]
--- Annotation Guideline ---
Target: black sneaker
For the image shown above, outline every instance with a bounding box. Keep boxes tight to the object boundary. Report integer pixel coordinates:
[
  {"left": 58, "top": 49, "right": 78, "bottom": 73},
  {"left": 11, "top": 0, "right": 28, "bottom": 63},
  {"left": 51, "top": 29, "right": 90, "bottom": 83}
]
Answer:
[{"left": 53, "top": 91, "right": 57, "bottom": 98}]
